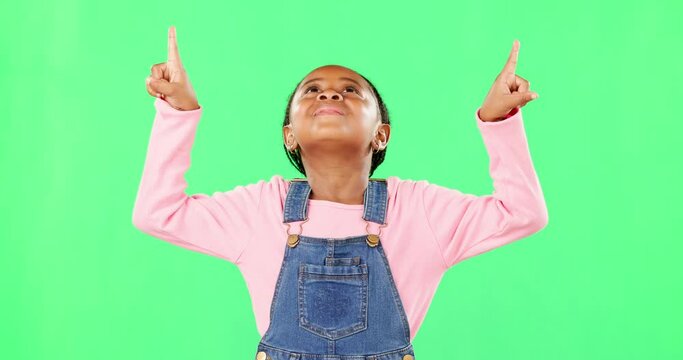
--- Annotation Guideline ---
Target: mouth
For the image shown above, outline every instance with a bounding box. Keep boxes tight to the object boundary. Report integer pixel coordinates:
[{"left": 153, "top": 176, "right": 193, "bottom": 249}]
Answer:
[{"left": 314, "top": 106, "right": 345, "bottom": 116}]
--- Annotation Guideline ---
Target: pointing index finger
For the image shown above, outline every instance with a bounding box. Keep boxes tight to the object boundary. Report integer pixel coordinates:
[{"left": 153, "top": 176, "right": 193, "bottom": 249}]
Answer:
[
  {"left": 167, "top": 25, "right": 183, "bottom": 68},
  {"left": 501, "top": 39, "right": 519, "bottom": 75}
]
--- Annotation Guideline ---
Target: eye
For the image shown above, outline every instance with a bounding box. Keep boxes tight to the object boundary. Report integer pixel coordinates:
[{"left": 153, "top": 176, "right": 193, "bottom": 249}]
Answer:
[
  {"left": 304, "top": 85, "right": 320, "bottom": 94},
  {"left": 303, "top": 85, "right": 360, "bottom": 94}
]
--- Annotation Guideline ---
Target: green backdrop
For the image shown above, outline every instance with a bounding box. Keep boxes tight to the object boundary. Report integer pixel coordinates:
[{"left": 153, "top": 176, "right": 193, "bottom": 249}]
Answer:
[{"left": 2, "top": 0, "right": 681, "bottom": 359}]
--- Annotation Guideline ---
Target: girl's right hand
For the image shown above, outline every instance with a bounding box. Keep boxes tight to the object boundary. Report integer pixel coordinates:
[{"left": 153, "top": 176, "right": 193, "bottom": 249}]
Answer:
[{"left": 145, "top": 26, "right": 200, "bottom": 111}]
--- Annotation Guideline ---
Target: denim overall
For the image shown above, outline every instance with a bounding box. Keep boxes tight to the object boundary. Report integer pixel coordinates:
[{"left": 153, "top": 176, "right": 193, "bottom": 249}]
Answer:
[{"left": 254, "top": 178, "right": 416, "bottom": 360}]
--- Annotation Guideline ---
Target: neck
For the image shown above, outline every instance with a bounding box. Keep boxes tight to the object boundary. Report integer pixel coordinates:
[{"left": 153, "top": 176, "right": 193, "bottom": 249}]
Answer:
[{"left": 301, "top": 150, "right": 372, "bottom": 205}]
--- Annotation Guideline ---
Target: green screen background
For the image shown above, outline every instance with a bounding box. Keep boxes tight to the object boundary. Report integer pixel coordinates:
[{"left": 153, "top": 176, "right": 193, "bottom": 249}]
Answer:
[{"left": 2, "top": 0, "right": 681, "bottom": 359}]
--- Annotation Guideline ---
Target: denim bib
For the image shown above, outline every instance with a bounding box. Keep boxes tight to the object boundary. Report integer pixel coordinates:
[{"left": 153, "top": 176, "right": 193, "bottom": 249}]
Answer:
[{"left": 255, "top": 178, "right": 416, "bottom": 360}]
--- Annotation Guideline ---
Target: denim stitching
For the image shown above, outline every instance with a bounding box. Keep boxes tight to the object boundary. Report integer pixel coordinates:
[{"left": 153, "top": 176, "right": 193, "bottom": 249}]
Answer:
[{"left": 376, "top": 244, "right": 412, "bottom": 343}]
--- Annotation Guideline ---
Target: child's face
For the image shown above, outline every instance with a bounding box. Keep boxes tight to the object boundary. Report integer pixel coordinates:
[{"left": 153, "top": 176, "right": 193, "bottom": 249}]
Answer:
[{"left": 284, "top": 65, "right": 388, "bottom": 161}]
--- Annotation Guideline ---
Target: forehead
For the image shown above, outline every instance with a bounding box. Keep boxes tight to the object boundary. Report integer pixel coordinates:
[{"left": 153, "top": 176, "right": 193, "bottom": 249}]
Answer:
[{"left": 298, "top": 66, "right": 367, "bottom": 88}]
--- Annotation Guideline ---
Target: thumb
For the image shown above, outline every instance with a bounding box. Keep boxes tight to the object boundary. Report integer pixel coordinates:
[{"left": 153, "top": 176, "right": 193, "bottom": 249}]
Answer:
[
  {"left": 508, "top": 91, "right": 538, "bottom": 107},
  {"left": 149, "top": 78, "right": 174, "bottom": 96}
]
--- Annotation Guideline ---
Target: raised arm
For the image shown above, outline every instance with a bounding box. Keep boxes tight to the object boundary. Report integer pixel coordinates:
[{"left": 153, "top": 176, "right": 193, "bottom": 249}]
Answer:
[
  {"left": 423, "top": 40, "right": 547, "bottom": 268},
  {"left": 423, "top": 108, "right": 548, "bottom": 268},
  {"left": 132, "top": 98, "right": 264, "bottom": 263}
]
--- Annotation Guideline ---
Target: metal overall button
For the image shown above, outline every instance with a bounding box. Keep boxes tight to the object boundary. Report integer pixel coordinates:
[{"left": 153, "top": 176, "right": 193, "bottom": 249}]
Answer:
[
  {"left": 298, "top": 262, "right": 369, "bottom": 340},
  {"left": 366, "top": 234, "right": 379, "bottom": 247},
  {"left": 285, "top": 218, "right": 309, "bottom": 248},
  {"left": 255, "top": 351, "right": 271, "bottom": 360},
  {"left": 365, "top": 220, "right": 384, "bottom": 247}
]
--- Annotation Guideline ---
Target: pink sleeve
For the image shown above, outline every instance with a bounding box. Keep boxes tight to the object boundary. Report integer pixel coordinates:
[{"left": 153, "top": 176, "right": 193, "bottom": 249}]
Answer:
[
  {"left": 131, "top": 98, "right": 263, "bottom": 263},
  {"left": 422, "top": 107, "right": 548, "bottom": 268}
]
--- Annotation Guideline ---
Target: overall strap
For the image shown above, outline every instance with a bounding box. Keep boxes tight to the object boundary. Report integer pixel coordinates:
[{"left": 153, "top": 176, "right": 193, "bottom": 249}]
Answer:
[{"left": 283, "top": 178, "right": 388, "bottom": 225}]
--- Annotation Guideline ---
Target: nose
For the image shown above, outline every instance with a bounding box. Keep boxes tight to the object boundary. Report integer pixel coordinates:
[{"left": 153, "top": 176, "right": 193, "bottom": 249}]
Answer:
[{"left": 316, "top": 89, "right": 343, "bottom": 101}]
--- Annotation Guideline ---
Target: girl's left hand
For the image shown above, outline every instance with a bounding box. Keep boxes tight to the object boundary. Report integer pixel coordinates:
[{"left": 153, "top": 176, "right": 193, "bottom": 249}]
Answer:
[{"left": 478, "top": 40, "right": 539, "bottom": 122}]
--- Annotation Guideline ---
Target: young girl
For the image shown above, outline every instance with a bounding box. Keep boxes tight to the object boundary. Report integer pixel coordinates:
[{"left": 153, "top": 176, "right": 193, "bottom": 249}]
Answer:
[{"left": 134, "top": 26, "right": 547, "bottom": 360}]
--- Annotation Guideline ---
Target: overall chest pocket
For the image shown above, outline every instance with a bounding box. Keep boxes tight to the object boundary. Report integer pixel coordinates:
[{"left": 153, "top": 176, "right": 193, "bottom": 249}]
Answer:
[{"left": 298, "top": 262, "right": 369, "bottom": 340}]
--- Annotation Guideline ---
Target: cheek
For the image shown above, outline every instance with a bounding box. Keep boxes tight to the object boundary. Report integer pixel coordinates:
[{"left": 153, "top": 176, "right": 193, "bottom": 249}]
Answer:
[
  {"left": 290, "top": 98, "right": 312, "bottom": 117},
  {"left": 360, "top": 103, "right": 380, "bottom": 124},
  {"left": 288, "top": 104, "right": 313, "bottom": 131},
  {"left": 290, "top": 101, "right": 301, "bottom": 115}
]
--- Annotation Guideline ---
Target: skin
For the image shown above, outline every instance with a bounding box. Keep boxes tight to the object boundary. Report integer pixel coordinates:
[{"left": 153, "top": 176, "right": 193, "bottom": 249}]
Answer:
[
  {"left": 478, "top": 39, "right": 539, "bottom": 121},
  {"left": 282, "top": 65, "right": 390, "bottom": 205},
  {"left": 145, "top": 26, "right": 200, "bottom": 111}
]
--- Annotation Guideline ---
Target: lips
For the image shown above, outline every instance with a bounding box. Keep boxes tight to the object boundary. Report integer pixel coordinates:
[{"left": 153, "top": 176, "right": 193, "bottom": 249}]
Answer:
[{"left": 314, "top": 106, "right": 345, "bottom": 116}]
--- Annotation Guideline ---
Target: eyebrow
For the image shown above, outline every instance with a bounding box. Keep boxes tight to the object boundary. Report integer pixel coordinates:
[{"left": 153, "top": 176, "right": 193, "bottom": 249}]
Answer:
[{"left": 299, "top": 77, "right": 363, "bottom": 90}]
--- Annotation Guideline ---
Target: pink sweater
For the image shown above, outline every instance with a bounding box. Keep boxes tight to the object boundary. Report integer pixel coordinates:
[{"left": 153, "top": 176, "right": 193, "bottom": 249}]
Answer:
[{"left": 132, "top": 97, "right": 548, "bottom": 341}]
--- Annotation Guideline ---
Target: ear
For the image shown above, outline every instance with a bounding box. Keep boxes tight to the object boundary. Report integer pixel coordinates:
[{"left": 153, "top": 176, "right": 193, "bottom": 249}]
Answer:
[
  {"left": 373, "top": 124, "right": 391, "bottom": 151},
  {"left": 282, "top": 125, "right": 298, "bottom": 151}
]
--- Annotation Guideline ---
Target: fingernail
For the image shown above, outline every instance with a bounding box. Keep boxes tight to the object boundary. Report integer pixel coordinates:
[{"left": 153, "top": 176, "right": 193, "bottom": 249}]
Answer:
[
  {"left": 532, "top": 93, "right": 538, "bottom": 99},
  {"left": 146, "top": 77, "right": 151, "bottom": 85}
]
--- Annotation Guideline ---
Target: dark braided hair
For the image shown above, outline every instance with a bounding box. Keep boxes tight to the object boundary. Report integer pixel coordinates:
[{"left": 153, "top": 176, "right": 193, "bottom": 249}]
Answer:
[{"left": 282, "top": 69, "right": 390, "bottom": 178}]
